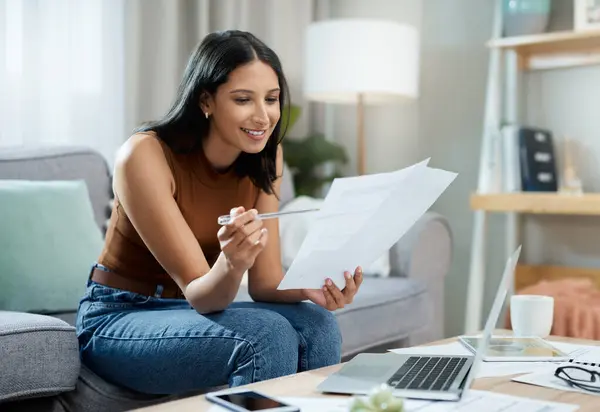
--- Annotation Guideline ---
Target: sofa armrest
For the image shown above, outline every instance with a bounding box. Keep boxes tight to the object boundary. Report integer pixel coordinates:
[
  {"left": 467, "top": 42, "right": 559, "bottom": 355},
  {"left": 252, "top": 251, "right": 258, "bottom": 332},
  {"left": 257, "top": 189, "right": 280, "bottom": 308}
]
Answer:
[
  {"left": 388, "top": 212, "right": 453, "bottom": 344},
  {"left": 389, "top": 211, "right": 453, "bottom": 280},
  {"left": 0, "top": 311, "right": 80, "bottom": 403}
]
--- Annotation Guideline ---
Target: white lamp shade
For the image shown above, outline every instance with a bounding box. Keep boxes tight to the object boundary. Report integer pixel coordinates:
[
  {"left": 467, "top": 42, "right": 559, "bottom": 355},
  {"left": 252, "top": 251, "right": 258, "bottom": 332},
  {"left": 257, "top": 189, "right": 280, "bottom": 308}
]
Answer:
[{"left": 304, "top": 19, "right": 420, "bottom": 105}]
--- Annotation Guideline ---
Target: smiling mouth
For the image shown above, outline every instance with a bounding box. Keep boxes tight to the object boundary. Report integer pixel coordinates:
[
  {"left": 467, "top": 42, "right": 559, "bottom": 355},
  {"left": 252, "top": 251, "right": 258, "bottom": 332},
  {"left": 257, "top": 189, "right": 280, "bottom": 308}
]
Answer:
[{"left": 241, "top": 128, "right": 267, "bottom": 137}]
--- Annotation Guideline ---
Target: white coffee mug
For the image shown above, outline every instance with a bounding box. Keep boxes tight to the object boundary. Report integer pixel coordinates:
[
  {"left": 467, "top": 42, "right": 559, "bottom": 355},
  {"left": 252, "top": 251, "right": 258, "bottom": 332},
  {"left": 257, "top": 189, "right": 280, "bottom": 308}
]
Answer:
[{"left": 510, "top": 295, "right": 554, "bottom": 338}]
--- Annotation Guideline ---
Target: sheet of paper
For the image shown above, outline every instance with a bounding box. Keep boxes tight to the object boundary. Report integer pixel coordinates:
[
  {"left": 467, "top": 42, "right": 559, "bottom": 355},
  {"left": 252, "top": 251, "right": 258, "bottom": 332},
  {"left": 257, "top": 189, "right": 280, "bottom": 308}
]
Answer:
[
  {"left": 406, "top": 390, "right": 579, "bottom": 411},
  {"left": 513, "top": 362, "right": 600, "bottom": 397},
  {"left": 207, "top": 395, "right": 430, "bottom": 412},
  {"left": 550, "top": 341, "right": 600, "bottom": 365},
  {"left": 476, "top": 362, "right": 558, "bottom": 379},
  {"left": 208, "top": 391, "right": 578, "bottom": 411},
  {"left": 278, "top": 160, "right": 457, "bottom": 290},
  {"left": 293, "top": 160, "right": 430, "bottom": 262},
  {"left": 388, "top": 342, "right": 561, "bottom": 379}
]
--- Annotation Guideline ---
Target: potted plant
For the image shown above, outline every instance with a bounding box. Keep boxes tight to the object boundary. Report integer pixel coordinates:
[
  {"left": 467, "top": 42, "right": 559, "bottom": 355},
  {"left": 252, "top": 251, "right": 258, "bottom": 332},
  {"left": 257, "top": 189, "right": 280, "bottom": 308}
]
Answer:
[{"left": 280, "top": 104, "right": 348, "bottom": 197}]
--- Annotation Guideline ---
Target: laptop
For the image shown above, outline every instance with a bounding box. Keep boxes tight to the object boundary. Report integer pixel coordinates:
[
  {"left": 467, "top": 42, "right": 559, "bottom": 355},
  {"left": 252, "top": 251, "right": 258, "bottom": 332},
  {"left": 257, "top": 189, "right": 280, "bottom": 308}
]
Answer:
[{"left": 317, "top": 246, "right": 522, "bottom": 401}]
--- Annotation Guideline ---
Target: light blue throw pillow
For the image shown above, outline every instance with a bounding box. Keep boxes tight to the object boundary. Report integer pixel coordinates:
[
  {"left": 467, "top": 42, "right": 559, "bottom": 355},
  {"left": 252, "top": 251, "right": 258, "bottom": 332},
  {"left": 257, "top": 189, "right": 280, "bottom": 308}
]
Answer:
[{"left": 0, "top": 180, "right": 104, "bottom": 313}]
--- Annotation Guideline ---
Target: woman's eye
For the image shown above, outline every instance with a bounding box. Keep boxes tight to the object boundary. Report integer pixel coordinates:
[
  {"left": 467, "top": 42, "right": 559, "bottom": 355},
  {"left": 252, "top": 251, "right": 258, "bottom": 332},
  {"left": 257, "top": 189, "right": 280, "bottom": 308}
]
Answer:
[
  {"left": 235, "top": 98, "right": 250, "bottom": 104},
  {"left": 266, "top": 97, "right": 278, "bottom": 104}
]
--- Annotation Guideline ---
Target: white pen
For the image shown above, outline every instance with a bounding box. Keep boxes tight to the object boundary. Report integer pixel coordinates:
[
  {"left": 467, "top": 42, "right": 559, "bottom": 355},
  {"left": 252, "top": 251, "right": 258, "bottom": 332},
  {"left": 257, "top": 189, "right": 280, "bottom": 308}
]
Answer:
[{"left": 217, "top": 208, "right": 320, "bottom": 225}]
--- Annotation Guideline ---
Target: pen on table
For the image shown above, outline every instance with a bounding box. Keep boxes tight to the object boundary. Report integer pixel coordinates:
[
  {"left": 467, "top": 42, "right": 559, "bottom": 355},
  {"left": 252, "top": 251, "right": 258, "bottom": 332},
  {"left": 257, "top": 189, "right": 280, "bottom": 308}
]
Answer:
[{"left": 217, "top": 208, "right": 320, "bottom": 225}]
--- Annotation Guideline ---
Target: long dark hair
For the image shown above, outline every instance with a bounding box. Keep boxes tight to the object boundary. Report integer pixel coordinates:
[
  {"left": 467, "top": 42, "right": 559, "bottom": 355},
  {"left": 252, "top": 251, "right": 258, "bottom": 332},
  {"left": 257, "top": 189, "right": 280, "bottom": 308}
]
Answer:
[{"left": 135, "top": 30, "right": 291, "bottom": 195}]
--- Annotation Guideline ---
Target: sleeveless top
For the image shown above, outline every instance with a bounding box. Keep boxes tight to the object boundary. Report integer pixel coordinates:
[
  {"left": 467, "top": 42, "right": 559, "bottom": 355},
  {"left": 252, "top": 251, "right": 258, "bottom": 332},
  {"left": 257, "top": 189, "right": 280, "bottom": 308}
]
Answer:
[{"left": 97, "top": 135, "right": 260, "bottom": 286}]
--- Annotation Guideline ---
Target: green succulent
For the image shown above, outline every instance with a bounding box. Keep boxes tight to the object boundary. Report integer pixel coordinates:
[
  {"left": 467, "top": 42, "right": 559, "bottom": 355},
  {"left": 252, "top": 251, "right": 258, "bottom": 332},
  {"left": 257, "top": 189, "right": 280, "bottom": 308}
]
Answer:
[
  {"left": 349, "top": 384, "right": 404, "bottom": 412},
  {"left": 281, "top": 103, "right": 301, "bottom": 133},
  {"left": 279, "top": 104, "right": 348, "bottom": 197}
]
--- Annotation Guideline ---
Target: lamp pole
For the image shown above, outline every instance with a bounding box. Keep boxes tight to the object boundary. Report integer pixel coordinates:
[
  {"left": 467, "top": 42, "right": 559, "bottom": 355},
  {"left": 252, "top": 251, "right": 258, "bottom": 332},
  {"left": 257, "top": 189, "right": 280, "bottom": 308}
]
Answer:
[{"left": 357, "top": 92, "right": 365, "bottom": 175}]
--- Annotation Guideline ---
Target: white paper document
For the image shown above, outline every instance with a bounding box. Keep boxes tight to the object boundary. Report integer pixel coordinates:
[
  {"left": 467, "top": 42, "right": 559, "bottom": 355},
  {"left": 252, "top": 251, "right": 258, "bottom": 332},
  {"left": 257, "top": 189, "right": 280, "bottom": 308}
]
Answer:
[
  {"left": 550, "top": 341, "right": 600, "bottom": 366},
  {"left": 512, "top": 342, "right": 600, "bottom": 397},
  {"left": 206, "top": 396, "right": 430, "bottom": 412},
  {"left": 404, "top": 390, "right": 578, "bottom": 411},
  {"left": 208, "top": 391, "right": 578, "bottom": 411},
  {"left": 277, "top": 159, "right": 457, "bottom": 290},
  {"left": 513, "top": 362, "right": 600, "bottom": 397},
  {"left": 389, "top": 342, "right": 562, "bottom": 379}
]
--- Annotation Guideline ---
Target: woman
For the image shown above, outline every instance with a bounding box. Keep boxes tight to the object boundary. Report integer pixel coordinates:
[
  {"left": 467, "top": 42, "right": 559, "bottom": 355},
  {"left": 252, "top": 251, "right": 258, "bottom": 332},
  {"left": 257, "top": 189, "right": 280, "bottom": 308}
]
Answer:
[{"left": 76, "top": 30, "right": 363, "bottom": 396}]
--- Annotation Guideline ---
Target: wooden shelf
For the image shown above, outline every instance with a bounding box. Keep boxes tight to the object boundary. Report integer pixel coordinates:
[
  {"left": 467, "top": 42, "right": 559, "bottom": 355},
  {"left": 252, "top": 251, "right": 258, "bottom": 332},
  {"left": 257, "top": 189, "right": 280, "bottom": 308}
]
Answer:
[
  {"left": 516, "top": 263, "right": 600, "bottom": 291},
  {"left": 470, "top": 192, "right": 600, "bottom": 215},
  {"left": 487, "top": 30, "right": 600, "bottom": 70}
]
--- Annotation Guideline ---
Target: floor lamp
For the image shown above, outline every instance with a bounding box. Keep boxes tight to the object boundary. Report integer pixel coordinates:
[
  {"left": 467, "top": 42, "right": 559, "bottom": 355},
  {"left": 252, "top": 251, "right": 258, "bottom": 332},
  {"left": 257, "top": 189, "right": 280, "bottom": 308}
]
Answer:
[{"left": 303, "top": 19, "right": 420, "bottom": 175}]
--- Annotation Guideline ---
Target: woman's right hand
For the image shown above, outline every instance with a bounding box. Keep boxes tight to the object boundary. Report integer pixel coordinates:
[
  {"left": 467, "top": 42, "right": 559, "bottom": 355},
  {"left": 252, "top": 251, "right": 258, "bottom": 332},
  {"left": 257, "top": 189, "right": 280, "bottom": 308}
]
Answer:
[{"left": 217, "top": 206, "right": 268, "bottom": 272}]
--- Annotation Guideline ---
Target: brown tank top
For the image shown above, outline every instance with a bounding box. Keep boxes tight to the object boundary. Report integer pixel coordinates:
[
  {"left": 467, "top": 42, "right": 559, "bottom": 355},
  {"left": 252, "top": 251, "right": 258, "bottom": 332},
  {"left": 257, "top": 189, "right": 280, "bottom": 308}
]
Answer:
[{"left": 97, "top": 136, "right": 260, "bottom": 285}]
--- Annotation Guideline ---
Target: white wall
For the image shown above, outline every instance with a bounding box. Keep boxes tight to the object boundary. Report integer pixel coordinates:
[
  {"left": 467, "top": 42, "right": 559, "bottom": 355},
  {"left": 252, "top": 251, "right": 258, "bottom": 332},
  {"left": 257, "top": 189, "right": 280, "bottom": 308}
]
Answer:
[{"left": 418, "top": 0, "right": 499, "bottom": 337}]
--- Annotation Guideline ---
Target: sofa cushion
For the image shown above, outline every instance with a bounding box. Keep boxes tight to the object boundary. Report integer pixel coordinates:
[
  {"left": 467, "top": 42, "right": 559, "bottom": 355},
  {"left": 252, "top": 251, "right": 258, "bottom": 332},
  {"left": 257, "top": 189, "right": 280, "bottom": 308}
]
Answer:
[
  {"left": 279, "top": 162, "right": 295, "bottom": 207},
  {"left": 0, "top": 146, "right": 113, "bottom": 232},
  {"left": 0, "top": 311, "right": 80, "bottom": 403},
  {"left": 235, "top": 277, "right": 429, "bottom": 357},
  {"left": 51, "top": 312, "right": 78, "bottom": 327},
  {"left": 335, "top": 277, "right": 429, "bottom": 356},
  {"left": 0, "top": 180, "right": 104, "bottom": 313}
]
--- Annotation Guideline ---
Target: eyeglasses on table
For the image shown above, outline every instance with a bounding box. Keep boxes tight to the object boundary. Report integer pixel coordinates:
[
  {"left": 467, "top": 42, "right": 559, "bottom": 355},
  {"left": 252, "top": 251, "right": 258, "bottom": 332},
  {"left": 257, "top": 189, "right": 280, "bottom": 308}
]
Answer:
[{"left": 555, "top": 364, "right": 600, "bottom": 393}]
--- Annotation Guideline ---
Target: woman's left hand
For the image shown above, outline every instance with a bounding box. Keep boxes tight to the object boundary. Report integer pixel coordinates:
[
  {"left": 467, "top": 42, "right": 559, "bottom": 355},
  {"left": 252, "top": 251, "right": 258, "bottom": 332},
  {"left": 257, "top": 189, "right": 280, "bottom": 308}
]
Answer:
[{"left": 302, "top": 266, "right": 363, "bottom": 311}]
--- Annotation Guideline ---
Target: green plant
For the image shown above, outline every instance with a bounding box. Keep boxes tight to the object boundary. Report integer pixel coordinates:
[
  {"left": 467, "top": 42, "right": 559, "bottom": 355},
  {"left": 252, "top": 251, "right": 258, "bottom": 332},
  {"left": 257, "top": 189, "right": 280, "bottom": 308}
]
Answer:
[
  {"left": 281, "top": 104, "right": 301, "bottom": 135},
  {"left": 280, "top": 104, "right": 348, "bottom": 197},
  {"left": 349, "top": 384, "right": 405, "bottom": 412}
]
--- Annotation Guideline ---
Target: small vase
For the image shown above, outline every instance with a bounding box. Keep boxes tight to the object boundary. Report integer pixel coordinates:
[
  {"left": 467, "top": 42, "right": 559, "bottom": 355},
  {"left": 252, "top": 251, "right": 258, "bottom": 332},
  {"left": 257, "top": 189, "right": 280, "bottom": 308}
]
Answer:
[{"left": 503, "top": 0, "right": 552, "bottom": 37}]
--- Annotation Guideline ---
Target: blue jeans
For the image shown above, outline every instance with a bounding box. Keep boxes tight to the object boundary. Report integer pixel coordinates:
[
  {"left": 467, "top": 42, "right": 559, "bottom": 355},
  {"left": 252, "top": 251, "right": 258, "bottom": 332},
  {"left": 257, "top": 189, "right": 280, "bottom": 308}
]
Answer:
[{"left": 75, "top": 267, "right": 342, "bottom": 395}]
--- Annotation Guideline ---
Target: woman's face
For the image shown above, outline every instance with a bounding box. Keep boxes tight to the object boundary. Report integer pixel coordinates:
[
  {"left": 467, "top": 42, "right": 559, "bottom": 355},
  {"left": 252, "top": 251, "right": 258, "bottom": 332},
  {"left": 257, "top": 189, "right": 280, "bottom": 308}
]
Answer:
[{"left": 204, "top": 59, "right": 281, "bottom": 154}]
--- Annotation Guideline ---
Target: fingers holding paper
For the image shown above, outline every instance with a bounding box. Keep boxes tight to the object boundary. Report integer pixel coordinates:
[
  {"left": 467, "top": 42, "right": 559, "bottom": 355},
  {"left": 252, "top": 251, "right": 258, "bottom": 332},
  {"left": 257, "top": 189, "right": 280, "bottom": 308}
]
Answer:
[
  {"left": 342, "top": 266, "right": 363, "bottom": 303},
  {"left": 304, "top": 266, "right": 363, "bottom": 311}
]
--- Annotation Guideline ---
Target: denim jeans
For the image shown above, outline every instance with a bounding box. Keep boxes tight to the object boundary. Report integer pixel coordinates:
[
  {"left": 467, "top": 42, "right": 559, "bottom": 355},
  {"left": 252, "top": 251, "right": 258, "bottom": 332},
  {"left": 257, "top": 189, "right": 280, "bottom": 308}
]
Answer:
[{"left": 75, "top": 266, "right": 342, "bottom": 395}]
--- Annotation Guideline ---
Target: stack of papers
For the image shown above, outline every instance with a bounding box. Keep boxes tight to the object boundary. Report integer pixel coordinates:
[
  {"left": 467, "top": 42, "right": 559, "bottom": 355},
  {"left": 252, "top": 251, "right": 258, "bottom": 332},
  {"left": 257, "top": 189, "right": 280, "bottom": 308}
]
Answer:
[
  {"left": 551, "top": 341, "right": 600, "bottom": 366},
  {"left": 277, "top": 159, "right": 457, "bottom": 290},
  {"left": 512, "top": 363, "right": 600, "bottom": 397},
  {"left": 511, "top": 341, "right": 600, "bottom": 396}
]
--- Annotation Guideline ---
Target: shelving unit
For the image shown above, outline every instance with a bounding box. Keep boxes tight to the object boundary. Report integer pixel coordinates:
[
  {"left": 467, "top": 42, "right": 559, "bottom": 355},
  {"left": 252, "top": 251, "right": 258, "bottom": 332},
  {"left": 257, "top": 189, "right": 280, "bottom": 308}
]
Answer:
[
  {"left": 465, "top": 4, "right": 600, "bottom": 333},
  {"left": 470, "top": 193, "right": 600, "bottom": 215},
  {"left": 515, "top": 264, "right": 600, "bottom": 292},
  {"left": 487, "top": 29, "right": 600, "bottom": 71}
]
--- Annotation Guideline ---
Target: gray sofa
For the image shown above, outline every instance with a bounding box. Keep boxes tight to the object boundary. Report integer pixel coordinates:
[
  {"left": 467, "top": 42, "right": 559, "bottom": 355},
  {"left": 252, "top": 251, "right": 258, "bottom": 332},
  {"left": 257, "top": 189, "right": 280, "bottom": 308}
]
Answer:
[{"left": 0, "top": 146, "right": 452, "bottom": 411}]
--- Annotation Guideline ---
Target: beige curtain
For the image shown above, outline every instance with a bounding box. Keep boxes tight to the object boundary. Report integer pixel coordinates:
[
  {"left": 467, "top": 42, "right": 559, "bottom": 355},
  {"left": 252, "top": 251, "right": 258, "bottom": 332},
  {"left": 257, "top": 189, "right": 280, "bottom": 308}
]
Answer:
[
  {"left": 125, "top": 0, "right": 319, "bottom": 141},
  {"left": 0, "top": 0, "right": 321, "bottom": 166},
  {"left": 0, "top": 0, "right": 127, "bottom": 164}
]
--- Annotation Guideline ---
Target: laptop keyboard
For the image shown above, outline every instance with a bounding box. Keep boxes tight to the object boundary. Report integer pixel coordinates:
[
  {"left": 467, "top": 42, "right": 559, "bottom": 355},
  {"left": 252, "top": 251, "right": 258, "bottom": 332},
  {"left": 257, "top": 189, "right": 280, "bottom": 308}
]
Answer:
[{"left": 387, "top": 356, "right": 467, "bottom": 391}]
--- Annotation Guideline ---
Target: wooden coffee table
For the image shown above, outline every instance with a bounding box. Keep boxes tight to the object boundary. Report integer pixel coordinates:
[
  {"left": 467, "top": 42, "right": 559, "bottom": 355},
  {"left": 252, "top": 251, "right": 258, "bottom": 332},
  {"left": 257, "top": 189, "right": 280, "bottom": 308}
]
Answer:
[{"left": 135, "top": 332, "right": 600, "bottom": 411}]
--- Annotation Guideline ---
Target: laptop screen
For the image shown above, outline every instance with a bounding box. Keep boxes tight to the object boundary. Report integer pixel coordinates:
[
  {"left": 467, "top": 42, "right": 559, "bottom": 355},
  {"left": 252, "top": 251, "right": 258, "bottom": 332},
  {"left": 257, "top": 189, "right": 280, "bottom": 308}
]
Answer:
[{"left": 461, "top": 245, "right": 522, "bottom": 391}]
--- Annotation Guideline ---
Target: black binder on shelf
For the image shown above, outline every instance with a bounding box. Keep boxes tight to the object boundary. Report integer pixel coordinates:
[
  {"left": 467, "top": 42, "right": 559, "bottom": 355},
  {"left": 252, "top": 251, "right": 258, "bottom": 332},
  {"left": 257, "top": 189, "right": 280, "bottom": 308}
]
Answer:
[{"left": 518, "top": 127, "right": 558, "bottom": 192}]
